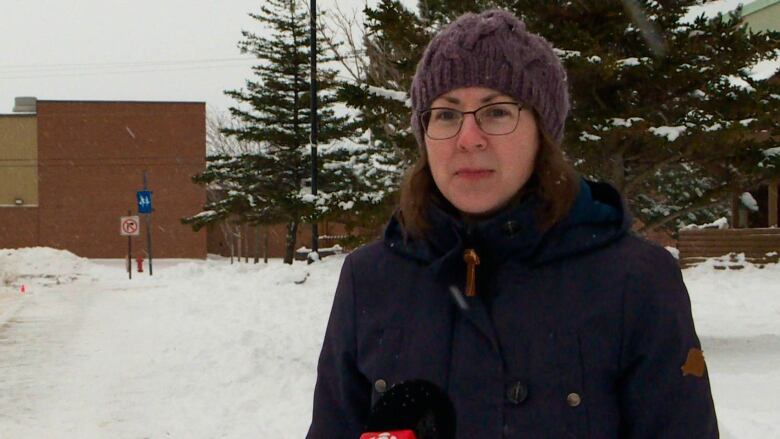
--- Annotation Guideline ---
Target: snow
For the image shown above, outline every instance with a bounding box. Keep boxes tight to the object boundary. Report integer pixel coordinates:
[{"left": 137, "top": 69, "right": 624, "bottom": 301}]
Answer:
[
  {"left": 2, "top": 246, "right": 780, "bottom": 437},
  {"left": 189, "top": 209, "right": 218, "bottom": 220},
  {"left": 617, "top": 57, "right": 641, "bottom": 67},
  {"left": 579, "top": 131, "right": 602, "bottom": 142},
  {"left": 320, "top": 137, "right": 370, "bottom": 154},
  {"left": 610, "top": 117, "right": 643, "bottom": 127},
  {"left": 763, "top": 147, "right": 780, "bottom": 158},
  {"left": 0, "top": 247, "right": 92, "bottom": 279},
  {"left": 649, "top": 125, "right": 687, "bottom": 141},
  {"left": 740, "top": 192, "right": 759, "bottom": 212},
  {"left": 725, "top": 75, "right": 756, "bottom": 92},
  {"left": 552, "top": 48, "right": 582, "bottom": 60},
  {"left": 681, "top": 217, "right": 730, "bottom": 230},
  {"left": 746, "top": 50, "right": 780, "bottom": 81},
  {"left": 367, "top": 85, "right": 411, "bottom": 108}
]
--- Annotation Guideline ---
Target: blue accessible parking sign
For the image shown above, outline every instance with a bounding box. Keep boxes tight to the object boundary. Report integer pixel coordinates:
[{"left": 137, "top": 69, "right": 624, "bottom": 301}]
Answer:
[{"left": 137, "top": 191, "right": 153, "bottom": 214}]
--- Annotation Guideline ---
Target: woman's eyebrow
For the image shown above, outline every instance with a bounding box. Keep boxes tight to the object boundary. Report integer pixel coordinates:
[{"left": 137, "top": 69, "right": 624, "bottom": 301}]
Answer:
[
  {"left": 480, "top": 93, "right": 504, "bottom": 103},
  {"left": 438, "top": 92, "right": 506, "bottom": 106}
]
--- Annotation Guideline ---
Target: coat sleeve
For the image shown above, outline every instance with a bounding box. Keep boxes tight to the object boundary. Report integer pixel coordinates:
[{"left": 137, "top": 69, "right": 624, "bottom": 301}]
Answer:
[
  {"left": 307, "top": 254, "right": 371, "bottom": 438},
  {"left": 618, "top": 244, "right": 718, "bottom": 437}
]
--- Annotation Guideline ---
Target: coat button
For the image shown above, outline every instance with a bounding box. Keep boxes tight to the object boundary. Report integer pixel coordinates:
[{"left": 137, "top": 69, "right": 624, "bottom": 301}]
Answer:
[
  {"left": 501, "top": 221, "right": 521, "bottom": 237},
  {"left": 566, "top": 392, "right": 582, "bottom": 407},
  {"left": 374, "top": 379, "right": 388, "bottom": 393},
  {"left": 506, "top": 381, "right": 528, "bottom": 405}
]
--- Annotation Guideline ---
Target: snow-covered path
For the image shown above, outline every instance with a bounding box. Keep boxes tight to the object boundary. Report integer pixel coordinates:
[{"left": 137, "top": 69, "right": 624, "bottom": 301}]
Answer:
[
  {"left": 705, "top": 334, "right": 780, "bottom": 438},
  {"left": 1, "top": 248, "right": 779, "bottom": 437},
  {"left": 0, "top": 251, "right": 338, "bottom": 438}
]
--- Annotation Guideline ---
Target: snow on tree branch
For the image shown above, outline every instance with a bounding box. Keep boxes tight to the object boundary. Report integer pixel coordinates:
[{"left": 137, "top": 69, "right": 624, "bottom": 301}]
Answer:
[
  {"left": 648, "top": 126, "right": 687, "bottom": 141},
  {"left": 367, "top": 85, "right": 411, "bottom": 107}
]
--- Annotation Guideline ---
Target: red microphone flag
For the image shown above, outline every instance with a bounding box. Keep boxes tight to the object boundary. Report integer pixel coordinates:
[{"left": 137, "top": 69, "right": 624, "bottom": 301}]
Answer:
[{"left": 359, "top": 430, "right": 417, "bottom": 439}]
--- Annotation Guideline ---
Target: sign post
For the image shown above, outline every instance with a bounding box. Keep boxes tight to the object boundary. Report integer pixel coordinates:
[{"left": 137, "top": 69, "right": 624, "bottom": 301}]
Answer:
[
  {"left": 137, "top": 170, "right": 153, "bottom": 275},
  {"left": 309, "top": 0, "right": 319, "bottom": 264},
  {"left": 120, "top": 213, "right": 140, "bottom": 279}
]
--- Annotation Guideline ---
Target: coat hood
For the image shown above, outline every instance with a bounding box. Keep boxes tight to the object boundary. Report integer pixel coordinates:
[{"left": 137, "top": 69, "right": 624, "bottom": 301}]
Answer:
[{"left": 384, "top": 179, "right": 630, "bottom": 270}]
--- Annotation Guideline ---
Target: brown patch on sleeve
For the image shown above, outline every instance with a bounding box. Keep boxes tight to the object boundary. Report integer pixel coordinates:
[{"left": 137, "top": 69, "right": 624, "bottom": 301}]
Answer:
[{"left": 681, "top": 347, "right": 706, "bottom": 378}]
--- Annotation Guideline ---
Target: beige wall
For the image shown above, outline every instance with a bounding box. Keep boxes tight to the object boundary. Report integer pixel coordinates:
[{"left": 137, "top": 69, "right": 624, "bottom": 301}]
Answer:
[
  {"left": 0, "top": 115, "right": 38, "bottom": 206},
  {"left": 744, "top": 3, "right": 780, "bottom": 32}
]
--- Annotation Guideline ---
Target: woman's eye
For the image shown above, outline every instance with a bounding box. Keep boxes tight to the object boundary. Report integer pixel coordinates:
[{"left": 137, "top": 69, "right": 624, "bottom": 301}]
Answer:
[
  {"left": 486, "top": 108, "right": 509, "bottom": 118},
  {"left": 434, "top": 110, "right": 458, "bottom": 121}
]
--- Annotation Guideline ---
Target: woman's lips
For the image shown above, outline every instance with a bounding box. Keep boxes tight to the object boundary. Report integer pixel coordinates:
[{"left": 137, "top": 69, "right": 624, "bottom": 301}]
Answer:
[{"left": 455, "top": 168, "right": 493, "bottom": 179}]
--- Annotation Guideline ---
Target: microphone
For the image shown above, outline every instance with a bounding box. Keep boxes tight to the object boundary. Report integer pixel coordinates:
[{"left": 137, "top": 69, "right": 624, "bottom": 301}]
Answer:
[{"left": 360, "top": 380, "right": 455, "bottom": 439}]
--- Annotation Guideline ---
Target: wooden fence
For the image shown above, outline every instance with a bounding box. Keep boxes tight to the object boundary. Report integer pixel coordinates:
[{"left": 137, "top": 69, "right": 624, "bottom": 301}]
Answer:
[{"left": 678, "top": 228, "right": 780, "bottom": 268}]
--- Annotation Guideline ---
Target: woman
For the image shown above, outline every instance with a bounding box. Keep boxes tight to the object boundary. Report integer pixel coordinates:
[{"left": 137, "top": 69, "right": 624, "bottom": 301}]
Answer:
[{"left": 308, "top": 9, "right": 717, "bottom": 438}]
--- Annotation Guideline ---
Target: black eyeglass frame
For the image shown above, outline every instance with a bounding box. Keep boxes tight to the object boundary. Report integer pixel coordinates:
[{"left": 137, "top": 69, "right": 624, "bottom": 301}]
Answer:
[{"left": 419, "top": 101, "right": 525, "bottom": 140}]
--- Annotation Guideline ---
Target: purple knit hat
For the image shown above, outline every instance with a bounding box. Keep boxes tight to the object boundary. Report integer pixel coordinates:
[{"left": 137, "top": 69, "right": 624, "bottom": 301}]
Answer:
[{"left": 410, "top": 9, "right": 570, "bottom": 148}]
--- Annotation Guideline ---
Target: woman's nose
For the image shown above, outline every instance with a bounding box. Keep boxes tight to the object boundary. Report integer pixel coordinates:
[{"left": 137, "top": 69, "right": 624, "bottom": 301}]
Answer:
[{"left": 456, "top": 114, "right": 486, "bottom": 150}]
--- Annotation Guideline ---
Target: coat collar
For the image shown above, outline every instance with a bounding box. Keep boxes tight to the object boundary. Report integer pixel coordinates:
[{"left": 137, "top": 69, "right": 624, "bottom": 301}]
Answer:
[{"left": 384, "top": 178, "right": 630, "bottom": 271}]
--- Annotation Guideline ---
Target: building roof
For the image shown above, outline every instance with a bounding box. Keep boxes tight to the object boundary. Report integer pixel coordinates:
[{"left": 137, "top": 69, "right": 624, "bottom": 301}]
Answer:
[
  {"left": 0, "top": 113, "right": 36, "bottom": 117},
  {"left": 743, "top": 0, "right": 780, "bottom": 17},
  {"left": 37, "top": 99, "right": 206, "bottom": 105}
]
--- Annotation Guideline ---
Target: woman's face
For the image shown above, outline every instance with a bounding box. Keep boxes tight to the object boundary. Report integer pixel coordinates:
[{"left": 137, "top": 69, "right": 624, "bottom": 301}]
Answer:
[{"left": 424, "top": 86, "right": 540, "bottom": 216}]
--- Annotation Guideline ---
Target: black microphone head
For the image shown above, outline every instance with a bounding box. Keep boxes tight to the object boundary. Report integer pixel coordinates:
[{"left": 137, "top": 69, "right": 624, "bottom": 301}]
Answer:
[{"left": 365, "top": 380, "right": 455, "bottom": 439}]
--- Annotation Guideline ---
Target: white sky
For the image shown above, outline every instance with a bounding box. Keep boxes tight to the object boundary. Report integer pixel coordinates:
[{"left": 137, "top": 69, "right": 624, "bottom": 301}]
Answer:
[
  {"left": 0, "top": 0, "right": 417, "bottom": 115},
  {"left": 2, "top": 1, "right": 768, "bottom": 116}
]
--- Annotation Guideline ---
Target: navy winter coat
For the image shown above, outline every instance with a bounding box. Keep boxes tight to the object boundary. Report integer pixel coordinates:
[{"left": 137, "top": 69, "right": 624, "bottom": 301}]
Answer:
[{"left": 308, "top": 179, "right": 718, "bottom": 438}]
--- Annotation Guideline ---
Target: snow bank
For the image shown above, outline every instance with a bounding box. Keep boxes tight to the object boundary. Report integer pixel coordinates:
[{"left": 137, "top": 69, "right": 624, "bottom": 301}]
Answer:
[
  {"left": 0, "top": 247, "right": 92, "bottom": 279},
  {"left": 1, "top": 247, "right": 780, "bottom": 437},
  {"left": 686, "top": 260, "right": 780, "bottom": 338}
]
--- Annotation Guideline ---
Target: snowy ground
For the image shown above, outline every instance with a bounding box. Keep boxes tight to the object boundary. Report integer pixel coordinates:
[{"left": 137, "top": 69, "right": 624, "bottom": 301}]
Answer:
[{"left": 1, "top": 247, "right": 779, "bottom": 438}]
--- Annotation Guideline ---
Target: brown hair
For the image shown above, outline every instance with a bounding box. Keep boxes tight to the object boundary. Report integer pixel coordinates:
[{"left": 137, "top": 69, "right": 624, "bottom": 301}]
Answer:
[{"left": 397, "top": 126, "right": 580, "bottom": 239}]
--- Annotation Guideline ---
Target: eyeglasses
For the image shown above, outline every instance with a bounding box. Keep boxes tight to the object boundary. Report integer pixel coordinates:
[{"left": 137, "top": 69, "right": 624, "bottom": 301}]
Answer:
[{"left": 419, "top": 102, "right": 524, "bottom": 140}]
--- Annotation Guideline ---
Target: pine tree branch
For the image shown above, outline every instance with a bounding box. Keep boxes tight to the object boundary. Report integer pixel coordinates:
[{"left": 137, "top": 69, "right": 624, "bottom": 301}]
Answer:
[
  {"left": 638, "top": 184, "right": 734, "bottom": 233},
  {"left": 624, "top": 151, "right": 686, "bottom": 196}
]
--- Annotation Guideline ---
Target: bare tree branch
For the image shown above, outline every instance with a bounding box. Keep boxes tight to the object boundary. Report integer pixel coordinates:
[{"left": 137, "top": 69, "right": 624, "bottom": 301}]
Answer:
[
  {"left": 318, "top": 3, "right": 368, "bottom": 84},
  {"left": 206, "top": 105, "right": 261, "bottom": 156}
]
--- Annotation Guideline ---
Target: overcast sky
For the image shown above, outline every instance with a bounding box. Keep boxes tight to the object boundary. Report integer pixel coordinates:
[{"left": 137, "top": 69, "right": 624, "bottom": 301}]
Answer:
[{"left": 0, "top": 0, "right": 417, "bottom": 115}]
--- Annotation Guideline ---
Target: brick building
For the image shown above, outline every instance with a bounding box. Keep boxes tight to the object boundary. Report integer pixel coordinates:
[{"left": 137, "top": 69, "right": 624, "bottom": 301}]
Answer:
[{"left": 0, "top": 97, "right": 207, "bottom": 258}]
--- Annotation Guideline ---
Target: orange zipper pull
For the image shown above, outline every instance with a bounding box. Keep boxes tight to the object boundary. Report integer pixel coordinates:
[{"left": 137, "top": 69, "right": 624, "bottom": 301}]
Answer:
[{"left": 463, "top": 248, "right": 480, "bottom": 297}]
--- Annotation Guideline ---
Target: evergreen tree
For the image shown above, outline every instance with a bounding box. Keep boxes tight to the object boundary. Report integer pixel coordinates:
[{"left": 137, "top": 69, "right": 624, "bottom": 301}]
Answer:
[
  {"left": 316, "top": 125, "right": 403, "bottom": 245},
  {"left": 182, "top": 112, "right": 270, "bottom": 237},
  {"left": 509, "top": 0, "right": 780, "bottom": 232},
  {"left": 320, "top": 0, "right": 431, "bottom": 240},
  {"left": 188, "top": 0, "right": 353, "bottom": 264},
  {"left": 357, "top": 0, "right": 780, "bottom": 234}
]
